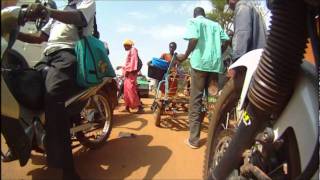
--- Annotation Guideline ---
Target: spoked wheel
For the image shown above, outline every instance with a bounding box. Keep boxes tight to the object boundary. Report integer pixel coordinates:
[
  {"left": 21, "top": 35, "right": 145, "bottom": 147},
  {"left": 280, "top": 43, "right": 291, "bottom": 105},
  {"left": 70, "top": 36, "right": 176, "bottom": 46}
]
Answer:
[
  {"left": 208, "top": 129, "right": 240, "bottom": 179},
  {"left": 154, "top": 101, "right": 162, "bottom": 127},
  {"left": 203, "top": 75, "right": 244, "bottom": 180},
  {"left": 76, "top": 92, "right": 113, "bottom": 149}
]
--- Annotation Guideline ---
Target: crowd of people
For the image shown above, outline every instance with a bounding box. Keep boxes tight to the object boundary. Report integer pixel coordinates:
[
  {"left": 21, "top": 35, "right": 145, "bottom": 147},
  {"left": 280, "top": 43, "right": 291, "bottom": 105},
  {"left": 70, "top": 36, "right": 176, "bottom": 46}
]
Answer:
[{"left": 1, "top": 0, "right": 267, "bottom": 179}]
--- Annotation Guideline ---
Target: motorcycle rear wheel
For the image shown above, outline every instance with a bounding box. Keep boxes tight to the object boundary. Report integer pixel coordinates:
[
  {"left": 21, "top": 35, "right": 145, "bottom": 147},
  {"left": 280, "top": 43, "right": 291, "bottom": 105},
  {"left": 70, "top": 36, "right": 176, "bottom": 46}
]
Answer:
[{"left": 76, "top": 92, "right": 113, "bottom": 149}]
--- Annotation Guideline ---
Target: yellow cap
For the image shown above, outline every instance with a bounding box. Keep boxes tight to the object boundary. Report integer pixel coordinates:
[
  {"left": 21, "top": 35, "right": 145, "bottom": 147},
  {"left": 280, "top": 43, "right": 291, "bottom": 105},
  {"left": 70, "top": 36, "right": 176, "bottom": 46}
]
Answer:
[{"left": 123, "top": 39, "right": 134, "bottom": 45}]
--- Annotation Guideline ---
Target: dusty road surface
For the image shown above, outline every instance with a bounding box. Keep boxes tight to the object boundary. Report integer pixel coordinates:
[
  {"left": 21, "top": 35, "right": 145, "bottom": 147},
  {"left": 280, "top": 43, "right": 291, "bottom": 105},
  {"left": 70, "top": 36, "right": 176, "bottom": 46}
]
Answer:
[{"left": 1, "top": 97, "right": 210, "bottom": 180}]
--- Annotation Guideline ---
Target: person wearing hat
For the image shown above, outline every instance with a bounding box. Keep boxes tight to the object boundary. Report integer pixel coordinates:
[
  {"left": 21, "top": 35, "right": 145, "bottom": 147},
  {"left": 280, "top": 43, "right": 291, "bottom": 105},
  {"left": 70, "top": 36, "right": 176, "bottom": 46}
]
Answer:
[{"left": 117, "top": 39, "right": 144, "bottom": 113}]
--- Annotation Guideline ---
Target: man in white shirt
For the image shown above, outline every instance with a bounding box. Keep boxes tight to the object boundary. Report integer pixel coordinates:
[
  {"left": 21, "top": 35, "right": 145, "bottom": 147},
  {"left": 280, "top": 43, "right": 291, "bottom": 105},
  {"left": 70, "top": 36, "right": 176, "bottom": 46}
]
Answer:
[{"left": 17, "top": 0, "right": 96, "bottom": 179}]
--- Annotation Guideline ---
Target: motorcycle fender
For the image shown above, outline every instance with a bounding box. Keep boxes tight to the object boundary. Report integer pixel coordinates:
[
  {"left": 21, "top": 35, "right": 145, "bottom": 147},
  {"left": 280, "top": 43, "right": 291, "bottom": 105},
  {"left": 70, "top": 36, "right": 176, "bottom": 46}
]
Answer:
[
  {"left": 228, "top": 49, "right": 263, "bottom": 110},
  {"left": 65, "top": 77, "right": 114, "bottom": 107},
  {"left": 273, "top": 62, "right": 318, "bottom": 171}
]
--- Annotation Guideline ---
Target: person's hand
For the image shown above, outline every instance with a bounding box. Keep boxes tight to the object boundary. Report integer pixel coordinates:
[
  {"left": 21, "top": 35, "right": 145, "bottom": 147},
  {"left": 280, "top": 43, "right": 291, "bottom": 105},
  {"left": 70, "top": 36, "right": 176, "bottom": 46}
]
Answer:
[
  {"left": 25, "top": 3, "right": 48, "bottom": 21},
  {"left": 124, "top": 71, "right": 129, "bottom": 77},
  {"left": 176, "top": 54, "right": 187, "bottom": 62},
  {"left": 227, "top": 69, "right": 236, "bottom": 78}
]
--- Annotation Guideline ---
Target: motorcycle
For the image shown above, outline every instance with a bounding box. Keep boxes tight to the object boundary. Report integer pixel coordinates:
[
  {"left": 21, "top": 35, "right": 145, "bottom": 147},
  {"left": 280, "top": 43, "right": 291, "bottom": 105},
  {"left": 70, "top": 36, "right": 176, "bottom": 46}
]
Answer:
[
  {"left": 116, "top": 74, "right": 124, "bottom": 100},
  {"left": 203, "top": 0, "right": 319, "bottom": 179},
  {"left": 1, "top": 5, "right": 118, "bottom": 166}
]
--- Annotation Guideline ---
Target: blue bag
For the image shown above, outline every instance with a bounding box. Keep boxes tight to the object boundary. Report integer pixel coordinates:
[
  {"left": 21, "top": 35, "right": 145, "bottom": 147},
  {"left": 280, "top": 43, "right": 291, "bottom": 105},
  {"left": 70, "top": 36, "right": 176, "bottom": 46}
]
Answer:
[
  {"left": 75, "top": 35, "right": 115, "bottom": 87},
  {"left": 151, "top": 57, "right": 169, "bottom": 70}
]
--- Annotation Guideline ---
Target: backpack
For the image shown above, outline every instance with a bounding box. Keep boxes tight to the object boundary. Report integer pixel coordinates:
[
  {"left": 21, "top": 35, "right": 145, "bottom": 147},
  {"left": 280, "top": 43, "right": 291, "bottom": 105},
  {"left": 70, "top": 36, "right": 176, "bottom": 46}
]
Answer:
[
  {"left": 137, "top": 55, "right": 143, "bottom": 72},
  {"left": 75, "top": 15, "right": 115, "bottom": 87},
  {"left": 75, "top": 36, "right": 115, "bottom": 87}
]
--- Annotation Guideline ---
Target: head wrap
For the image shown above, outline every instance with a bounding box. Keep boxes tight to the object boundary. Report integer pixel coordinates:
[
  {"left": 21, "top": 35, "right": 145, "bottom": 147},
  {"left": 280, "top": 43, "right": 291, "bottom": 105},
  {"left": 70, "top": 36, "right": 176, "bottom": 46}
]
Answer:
[{"left": 123, "top": 39, "right": 134, "bottom": 46}]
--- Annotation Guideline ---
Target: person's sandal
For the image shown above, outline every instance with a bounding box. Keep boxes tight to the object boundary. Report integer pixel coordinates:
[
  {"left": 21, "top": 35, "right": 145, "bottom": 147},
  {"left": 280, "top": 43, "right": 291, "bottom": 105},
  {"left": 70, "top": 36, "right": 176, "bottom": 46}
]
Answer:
[
  {"left": 136, "top": 107, "right": 145, "bottom": 114},
  {"left": 1, "top": 149, "right": 18, "bottom": 163},
  {"left": 120, "top": 107, "right": 130, "bottom": 113}
]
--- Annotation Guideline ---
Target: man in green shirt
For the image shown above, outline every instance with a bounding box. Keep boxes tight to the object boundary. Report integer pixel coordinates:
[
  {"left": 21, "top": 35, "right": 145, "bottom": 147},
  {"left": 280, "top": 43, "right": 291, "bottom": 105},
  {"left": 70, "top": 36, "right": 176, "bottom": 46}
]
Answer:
[{"left": 178, "top": 7, "right": 229, "bottom": 148}]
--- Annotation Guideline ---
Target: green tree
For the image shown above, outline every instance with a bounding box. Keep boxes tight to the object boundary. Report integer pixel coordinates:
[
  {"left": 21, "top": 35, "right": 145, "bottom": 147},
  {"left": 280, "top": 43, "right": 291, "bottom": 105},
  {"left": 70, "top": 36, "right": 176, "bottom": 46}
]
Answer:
[{"left": 207, "top": 0, "right": 233, "bottom": 32}]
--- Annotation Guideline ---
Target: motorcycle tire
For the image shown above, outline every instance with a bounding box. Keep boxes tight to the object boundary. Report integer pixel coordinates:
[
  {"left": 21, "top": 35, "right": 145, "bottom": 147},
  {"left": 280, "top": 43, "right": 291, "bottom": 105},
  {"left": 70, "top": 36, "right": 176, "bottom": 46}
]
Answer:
[
  {"left": 203, "top": 75, "right": 243, "bottom": 180},
  {"left": 76, "top": 92, "right": 113, "bottom": 149},
  {"left": 154, "top": 101, "right": 162, "bottom": 127}
]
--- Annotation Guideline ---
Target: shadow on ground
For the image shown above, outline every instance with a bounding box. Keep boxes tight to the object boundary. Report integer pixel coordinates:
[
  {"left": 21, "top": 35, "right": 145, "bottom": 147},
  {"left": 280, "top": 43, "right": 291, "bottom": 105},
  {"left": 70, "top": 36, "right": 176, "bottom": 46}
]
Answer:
[
  {"left": 112, "top": 113, "right": 149, "bottom": 131},
  {"left": 26, "top": 135, "right": 171, "bottom": 180},
  {"left": 73, "top": 134, "right": 172, "bottom": 179},
  {"left": 158, "top": 113, "right": 209, "bottom": 133}
]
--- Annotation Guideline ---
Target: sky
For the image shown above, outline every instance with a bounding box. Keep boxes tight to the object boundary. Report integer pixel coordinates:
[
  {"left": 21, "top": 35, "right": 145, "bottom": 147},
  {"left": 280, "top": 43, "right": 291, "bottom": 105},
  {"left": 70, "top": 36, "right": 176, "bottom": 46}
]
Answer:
[
  {"left": 55, "top": 0, "right": 213, "bottom": 75},
  {"left": 55, "top": 0, "right": 270, "bottom": 76}
]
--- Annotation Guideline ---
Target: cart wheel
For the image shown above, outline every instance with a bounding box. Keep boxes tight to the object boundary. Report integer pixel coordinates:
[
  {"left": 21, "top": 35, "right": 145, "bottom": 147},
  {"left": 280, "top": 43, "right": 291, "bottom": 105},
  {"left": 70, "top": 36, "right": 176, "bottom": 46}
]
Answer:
[{"left": 154, "top": 102, "right": 162, "bottom": 127}]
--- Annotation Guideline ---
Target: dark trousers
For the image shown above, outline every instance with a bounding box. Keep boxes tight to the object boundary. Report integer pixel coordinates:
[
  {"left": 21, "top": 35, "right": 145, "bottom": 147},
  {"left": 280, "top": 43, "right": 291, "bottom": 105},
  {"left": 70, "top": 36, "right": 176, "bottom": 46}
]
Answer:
[
  {"left": 189, "top": 68, "right": 218, "bottom": 145},
  {"left": 35, "top": 49, "right": 81, "bottom": 169}
]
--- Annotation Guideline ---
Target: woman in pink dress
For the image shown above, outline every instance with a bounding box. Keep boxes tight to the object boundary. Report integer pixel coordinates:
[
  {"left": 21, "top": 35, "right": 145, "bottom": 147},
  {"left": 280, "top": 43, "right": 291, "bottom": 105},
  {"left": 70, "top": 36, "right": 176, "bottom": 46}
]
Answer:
[{"left": 120, "top": 39, "right": 144, "bottom": 113}]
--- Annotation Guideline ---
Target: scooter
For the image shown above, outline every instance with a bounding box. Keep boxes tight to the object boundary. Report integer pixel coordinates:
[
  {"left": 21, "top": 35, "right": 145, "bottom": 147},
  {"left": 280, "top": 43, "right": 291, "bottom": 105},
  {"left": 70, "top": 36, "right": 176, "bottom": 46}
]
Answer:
[
  {"left": 1, "top": 5, "right": 117, "bottom": 166},
  {"left": 203, "top": 0, "right": 319, "bottom": 179}
]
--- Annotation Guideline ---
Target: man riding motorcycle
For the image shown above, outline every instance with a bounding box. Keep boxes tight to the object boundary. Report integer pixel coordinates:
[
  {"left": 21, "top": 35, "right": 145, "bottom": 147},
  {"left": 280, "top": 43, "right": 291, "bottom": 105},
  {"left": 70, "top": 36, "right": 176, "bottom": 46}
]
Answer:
[{"left": 3, "top": 0, "right": 97, "bottom": 179}]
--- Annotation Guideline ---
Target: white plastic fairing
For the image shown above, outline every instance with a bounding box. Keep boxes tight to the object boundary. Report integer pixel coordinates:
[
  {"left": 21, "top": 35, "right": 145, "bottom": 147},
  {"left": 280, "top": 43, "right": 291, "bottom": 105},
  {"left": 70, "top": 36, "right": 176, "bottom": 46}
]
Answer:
[
  {"left": 228, "top": 49, "right": 263, "bottom": 110},
  {"left": 273, "top": 62, "right": 318, "bottom": 171}
]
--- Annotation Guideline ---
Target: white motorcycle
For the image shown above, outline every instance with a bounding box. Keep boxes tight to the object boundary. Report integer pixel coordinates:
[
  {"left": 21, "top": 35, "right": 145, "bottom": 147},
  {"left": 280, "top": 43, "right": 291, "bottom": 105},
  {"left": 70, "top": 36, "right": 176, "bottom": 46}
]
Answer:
[
  {"left": 1, "top": 6, "right": 117, "bottom": 166},
  {"left": 203, "top": 0, "right": 318, "bottom": 179}
]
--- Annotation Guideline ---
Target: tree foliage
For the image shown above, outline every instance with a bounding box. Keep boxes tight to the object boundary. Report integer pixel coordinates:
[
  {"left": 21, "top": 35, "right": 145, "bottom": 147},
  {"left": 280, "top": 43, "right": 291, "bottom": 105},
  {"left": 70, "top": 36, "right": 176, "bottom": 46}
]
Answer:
[{"left": 207, "top": 0, "right": 234, "bottom": 32}]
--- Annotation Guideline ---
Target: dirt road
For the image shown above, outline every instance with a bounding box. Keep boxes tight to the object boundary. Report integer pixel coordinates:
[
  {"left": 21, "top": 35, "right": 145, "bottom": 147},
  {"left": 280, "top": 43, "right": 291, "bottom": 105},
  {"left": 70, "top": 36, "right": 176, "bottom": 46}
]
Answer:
[{"left": 1, "top": 97, "right": 210, "bottom": 179}]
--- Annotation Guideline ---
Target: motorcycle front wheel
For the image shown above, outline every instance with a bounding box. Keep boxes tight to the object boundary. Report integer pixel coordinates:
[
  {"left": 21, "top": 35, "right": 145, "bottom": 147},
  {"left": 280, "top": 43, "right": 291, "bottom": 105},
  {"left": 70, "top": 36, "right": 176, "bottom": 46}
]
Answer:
[
  {"left": 203, "top": 75, "right": 244, "bottom": 179},
  {"left": 76, "top": 92, "right": 113, "bottom": 149}
]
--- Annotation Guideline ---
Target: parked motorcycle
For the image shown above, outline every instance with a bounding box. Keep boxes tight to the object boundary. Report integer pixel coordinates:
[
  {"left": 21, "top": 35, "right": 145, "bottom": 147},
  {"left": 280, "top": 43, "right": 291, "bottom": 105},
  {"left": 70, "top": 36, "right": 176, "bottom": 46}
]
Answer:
[
  {"left": 1, "top": 6, "right": 117, "bottom": 166},
  {"left": 203, "top": 0, "right": 319, "bottom": 179},
  {"left": 116, "top": 74, "right": 124, "bottom": 100}
]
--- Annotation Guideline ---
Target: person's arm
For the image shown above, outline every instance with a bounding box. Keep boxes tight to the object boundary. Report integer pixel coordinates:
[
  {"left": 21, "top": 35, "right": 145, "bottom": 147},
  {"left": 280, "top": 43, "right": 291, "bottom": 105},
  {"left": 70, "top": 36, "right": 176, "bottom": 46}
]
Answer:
[
  {"left": 17, "top": 17, "right": 52, "bottom": 44},
  {"left": 28, "top": 0, "right": 95, "bottom": 27},
  {"left": 46, "top": 8, "right": 86, "bottom": 27},
  {"left": 116, "top": 66, "right": 123, "bottom": 70},
  {"left": 160, "top": 53, "right": 165, "bottom": 59},
  {"left": 50, "top": 0, "right": 95, "bottom": 27},
  {"left": 220, "top": 26, "right": 230, "bottom": 53},
  {"left": 178, "top": 19, "right": 199, "bottom": 61},
  {"left": 232, "top": 3, "right": 252, "bottom": 61},
  {"left": 182, "top": 38, "right": 198, "bottom": 60},
  {"left": 17, "top": 31, "right": 48, "bottom": 44}
]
